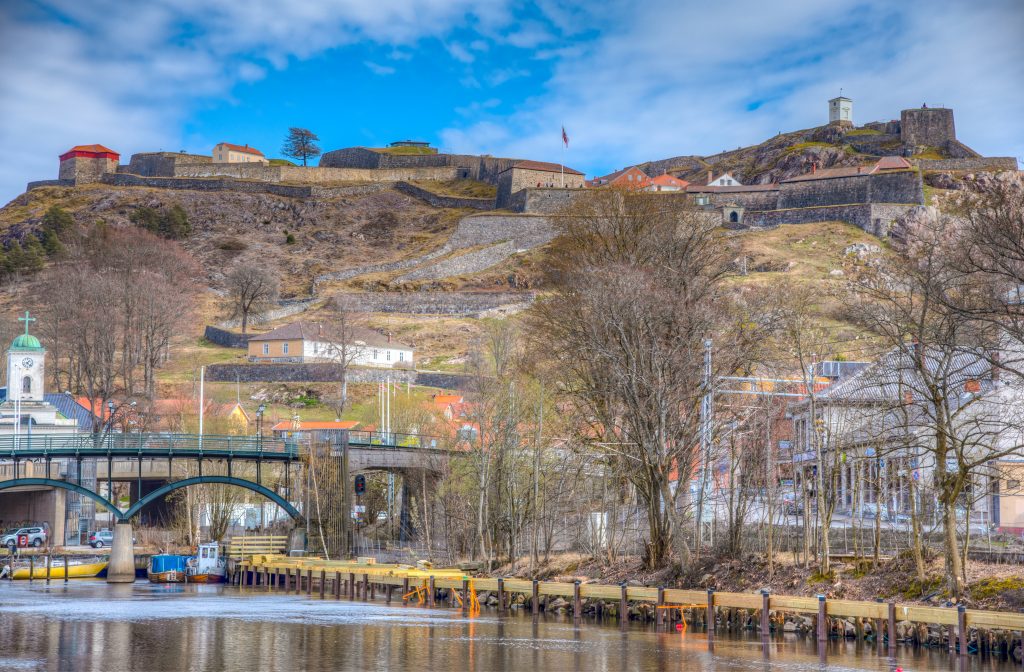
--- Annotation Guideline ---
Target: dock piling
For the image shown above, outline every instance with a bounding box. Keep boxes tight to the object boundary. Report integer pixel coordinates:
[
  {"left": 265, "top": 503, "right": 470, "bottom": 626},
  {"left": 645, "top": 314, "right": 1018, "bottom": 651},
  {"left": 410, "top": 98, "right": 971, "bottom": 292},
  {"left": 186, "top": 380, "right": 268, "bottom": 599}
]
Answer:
[
  {"left": 761, "top": 591, "right": 770, "bottom": 637},
  {"left": 402, "top": 577, "right": 409, "bottom": 605},
  {"left": 63, "top": 555, "right": 68, "bottom": 584},
  {"left": 621, "top": 584, "right": 628, "bottom": 626},
  {"left": 334, "top": 571, "right": 341, "bottom": 598},
  {"left": 817, "top": 595, "right": 827, "bottom": 644},
  {"left": 574, "top": 582, "right": 583, "bottom": 623},
  {"left": 497, "top": 578, "right": 505, "bottom": 614},
  {"left": 319, "top": 570, "right": 325, "bottom": 598},
  {"left": 707, "top": 589, "right": 715, "bottom": 634},
  {"left": 958, "top": 605, "right": 968, "bottom": 656},
  {"left": 428, "top": 576, "right": 436, "bottom": 607},
  {"left": 46, "top": 555, "right": 52, "bottom": 584},
  {"left": 532, "top": 580, "right": 539, "bottom": 616},
  {"left": 462, "top": 579, "right": 469, "bottom": 614},
  {"left": 362, "top": 573, "right": 369, "bottom": 601}
]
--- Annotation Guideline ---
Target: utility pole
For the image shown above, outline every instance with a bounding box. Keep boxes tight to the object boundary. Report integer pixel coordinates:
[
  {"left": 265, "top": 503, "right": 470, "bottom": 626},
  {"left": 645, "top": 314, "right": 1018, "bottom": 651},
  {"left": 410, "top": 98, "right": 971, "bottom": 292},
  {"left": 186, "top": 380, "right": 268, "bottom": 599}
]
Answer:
[{"left": 696, "top": 338, "right": 714, "bottom": 552}]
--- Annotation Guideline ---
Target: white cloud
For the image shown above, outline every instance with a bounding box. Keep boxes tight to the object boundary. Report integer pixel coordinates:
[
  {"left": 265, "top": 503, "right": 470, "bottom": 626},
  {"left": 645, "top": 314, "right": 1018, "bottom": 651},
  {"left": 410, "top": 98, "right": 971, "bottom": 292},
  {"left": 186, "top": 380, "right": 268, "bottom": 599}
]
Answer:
[
  {"left": 364, "top": 61, "right": 397, "bottom": 76},
  {"left": 442, "top": 0, "right": 1024, "bottom": 176},
  {"left": 0, "top": 0, "right": 517, "bottom": 202}
]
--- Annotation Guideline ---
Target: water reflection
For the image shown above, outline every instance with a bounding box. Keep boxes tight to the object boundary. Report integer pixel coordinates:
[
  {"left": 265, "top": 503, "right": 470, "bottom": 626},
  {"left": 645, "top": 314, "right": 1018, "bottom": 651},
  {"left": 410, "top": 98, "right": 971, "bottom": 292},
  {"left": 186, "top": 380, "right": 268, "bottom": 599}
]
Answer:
[{"left": 0, "top": 581, "right": 1015, "bottom": 671}]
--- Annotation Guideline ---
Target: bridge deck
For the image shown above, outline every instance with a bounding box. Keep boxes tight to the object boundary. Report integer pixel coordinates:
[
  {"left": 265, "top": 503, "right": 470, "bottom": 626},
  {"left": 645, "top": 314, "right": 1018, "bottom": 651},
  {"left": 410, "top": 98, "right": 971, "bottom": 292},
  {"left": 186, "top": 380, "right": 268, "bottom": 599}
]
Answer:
[{"left": 0, "top": 431, "right": 443, "bottom": 462}]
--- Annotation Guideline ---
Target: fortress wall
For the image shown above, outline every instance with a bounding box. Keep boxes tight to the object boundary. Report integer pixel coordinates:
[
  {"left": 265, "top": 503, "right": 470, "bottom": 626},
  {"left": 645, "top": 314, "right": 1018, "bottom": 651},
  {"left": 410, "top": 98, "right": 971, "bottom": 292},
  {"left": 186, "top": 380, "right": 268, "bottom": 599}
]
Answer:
[
  {"left": 868, "top": 171, "right": 925, "bottom": 204},
  {"left": 778, "top": 174, "right": 870, "bottom": 209},
  {"left": 333, "top": 291, "right": 535, "bottom": 316},
  {"left": 745, "top": 203, "right": 917, "bottom": 236},
  {"left": 171, "top": 162, "right": 459, "bottom": 183},
  {"left": 708, "top": 190, "right": 779, "bottom": 210},
  {"left": 448, "top": 214, "right": 555, "bottom": 249},
  {"left": 393, "top": 181, "right": 494, "bottom": 210},
  {"left": 517, "top": 187, "right": 590, "bottom": 214},
  {"left": 101, "top": 172, "right": 317, "bottom": 197},
  {"left": 901, "top": 108, "right": 956, "bottom": 147},
  {"left": 319, "top": 149, "right": 517, "bottom": 184},
  {"left": 916, "top": 157, "right": 1019, "bottom": 172},
  {"left": 27, "top": 179, "right": 75, "bottom": 190},
  {"left": 124, "top": 152, "right": 212, "bottom": 177},
  {"left": 396, "top": 241, "right": 517, "bottom": 282},
  {"left": 844, "top": 134, "right": 902, "bottom": 155}
]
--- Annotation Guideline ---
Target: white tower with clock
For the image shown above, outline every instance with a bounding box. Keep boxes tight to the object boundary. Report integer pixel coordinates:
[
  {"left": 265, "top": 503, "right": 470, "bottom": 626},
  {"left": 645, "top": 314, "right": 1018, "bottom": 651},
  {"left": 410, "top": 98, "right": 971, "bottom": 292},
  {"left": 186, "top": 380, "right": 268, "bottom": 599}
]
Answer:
[{"left": 8, "top": 311, "right": 45, "bottom": 402}]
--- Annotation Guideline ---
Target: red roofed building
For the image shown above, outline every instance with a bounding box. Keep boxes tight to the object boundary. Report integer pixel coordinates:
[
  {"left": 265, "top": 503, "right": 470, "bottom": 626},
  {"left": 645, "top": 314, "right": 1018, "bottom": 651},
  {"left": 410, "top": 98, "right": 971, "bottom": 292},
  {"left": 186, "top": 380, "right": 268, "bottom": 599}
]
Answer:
[
  {"left": 646, "top": 173, "right": 690, "bottom": 192},
  {"left": 58, "top": 144, "right": 120, "bottom": 183},
  {"left": 213, "top": 142, "right": 269, "bottom": 164},
  {"left": 588, "top": 166, "right": 651, "bottom": 190}
]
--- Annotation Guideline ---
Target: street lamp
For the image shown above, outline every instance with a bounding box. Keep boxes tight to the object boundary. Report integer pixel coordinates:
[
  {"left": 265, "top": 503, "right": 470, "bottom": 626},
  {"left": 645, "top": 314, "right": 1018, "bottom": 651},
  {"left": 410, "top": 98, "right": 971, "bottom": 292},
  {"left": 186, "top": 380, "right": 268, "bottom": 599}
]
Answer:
[{"left": 255, "top": 404, "right": 266, "bottom": 450}]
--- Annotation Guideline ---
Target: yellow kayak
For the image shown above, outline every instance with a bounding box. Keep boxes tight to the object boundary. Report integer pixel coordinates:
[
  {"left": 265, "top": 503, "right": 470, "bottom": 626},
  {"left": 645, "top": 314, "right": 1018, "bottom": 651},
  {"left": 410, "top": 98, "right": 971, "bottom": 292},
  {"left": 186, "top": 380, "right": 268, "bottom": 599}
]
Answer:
[{"left": 11, "top": 560, "right": 109, "bottom": 580}]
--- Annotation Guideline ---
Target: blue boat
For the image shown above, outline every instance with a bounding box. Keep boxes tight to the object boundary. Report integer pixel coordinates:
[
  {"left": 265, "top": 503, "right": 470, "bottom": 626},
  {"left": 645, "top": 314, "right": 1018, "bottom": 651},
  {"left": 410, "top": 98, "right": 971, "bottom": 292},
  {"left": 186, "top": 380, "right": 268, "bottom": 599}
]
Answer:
[{"left": 147, "top": 554, "right": 189, "bottom": 583}]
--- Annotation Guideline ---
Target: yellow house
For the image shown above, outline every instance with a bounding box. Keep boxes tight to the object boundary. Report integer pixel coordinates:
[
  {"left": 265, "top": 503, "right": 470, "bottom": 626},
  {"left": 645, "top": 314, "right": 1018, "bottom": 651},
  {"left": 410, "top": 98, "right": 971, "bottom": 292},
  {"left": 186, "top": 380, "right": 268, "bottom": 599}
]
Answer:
[{"left": 212, "top": 142, "right": 269, "bottom": 164}]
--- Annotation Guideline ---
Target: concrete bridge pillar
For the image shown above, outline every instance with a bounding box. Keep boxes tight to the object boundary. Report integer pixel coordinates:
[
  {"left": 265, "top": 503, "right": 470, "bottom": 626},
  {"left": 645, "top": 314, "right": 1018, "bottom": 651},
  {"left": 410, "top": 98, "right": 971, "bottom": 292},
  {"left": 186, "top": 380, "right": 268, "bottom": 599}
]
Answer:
[{"left": 106, "top": 521, "right": 136, "bottom": 583}]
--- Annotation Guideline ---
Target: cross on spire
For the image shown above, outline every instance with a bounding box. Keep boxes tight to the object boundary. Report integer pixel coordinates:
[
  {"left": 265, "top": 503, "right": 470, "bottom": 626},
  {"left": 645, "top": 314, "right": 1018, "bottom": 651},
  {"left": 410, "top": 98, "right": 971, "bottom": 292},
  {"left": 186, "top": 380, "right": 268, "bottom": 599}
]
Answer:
[{"left": 18, "top": 310, "right": 35, "bottom": 336}]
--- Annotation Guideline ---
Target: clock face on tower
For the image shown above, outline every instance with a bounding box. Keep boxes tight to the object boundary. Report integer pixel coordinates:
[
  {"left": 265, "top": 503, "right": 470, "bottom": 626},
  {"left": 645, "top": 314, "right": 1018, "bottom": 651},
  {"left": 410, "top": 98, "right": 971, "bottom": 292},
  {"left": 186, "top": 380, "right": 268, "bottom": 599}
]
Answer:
[{"left": 21, "top": 358, "right": 33, "bottom": 369}]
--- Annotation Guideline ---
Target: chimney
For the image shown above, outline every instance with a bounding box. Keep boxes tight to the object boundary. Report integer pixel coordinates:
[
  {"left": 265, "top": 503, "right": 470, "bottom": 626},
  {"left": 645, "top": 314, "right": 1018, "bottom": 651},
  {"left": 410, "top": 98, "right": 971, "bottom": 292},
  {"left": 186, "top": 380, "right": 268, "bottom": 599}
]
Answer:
[
  {"left": 812, "top": 162, "right": 817, "bottom": 174},
  {"left": 387, "top": 332, "right": 392, "bottom": 344},
  {"left": 707, "top": 170, "right": 713, "bottom": 184},
  {"left": 991, "top": 351, "right": 1001, "bottom": 383}
]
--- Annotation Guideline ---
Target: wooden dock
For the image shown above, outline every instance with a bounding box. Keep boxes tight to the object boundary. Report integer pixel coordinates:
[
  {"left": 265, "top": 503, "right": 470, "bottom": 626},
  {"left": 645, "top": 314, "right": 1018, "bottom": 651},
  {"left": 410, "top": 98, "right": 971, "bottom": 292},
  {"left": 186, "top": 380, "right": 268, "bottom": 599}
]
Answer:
[{"left": 234, "top": 555, "right": 1024, "bottom": 661}]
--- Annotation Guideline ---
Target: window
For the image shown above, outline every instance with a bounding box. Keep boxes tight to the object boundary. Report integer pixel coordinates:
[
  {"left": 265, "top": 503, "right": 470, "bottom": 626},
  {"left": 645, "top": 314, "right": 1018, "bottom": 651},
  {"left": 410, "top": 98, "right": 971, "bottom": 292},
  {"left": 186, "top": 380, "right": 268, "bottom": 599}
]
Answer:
[
  {"left": 282, "top": 343, "right": 289, "bottom": 355},
  {"left": 262, "top": 343, "right": 269, "bottom": 355},
  {"left": 372, "top": 349, "right": 378, "bottom": 360},
  {"left": 399, "top": 351, "right": 405, "bottom": 362},
  {"left": 729, "top": 211, "right": 739, "bottom": 223},
  {"left": 22, "top": 376, "right": 30, "bottom": 394},
  {"left": 1009, "top": 480, "right": 1021, "bottom": 490},
  {"left": 386, "top": 350, "right": 391, "bottom": 361}
]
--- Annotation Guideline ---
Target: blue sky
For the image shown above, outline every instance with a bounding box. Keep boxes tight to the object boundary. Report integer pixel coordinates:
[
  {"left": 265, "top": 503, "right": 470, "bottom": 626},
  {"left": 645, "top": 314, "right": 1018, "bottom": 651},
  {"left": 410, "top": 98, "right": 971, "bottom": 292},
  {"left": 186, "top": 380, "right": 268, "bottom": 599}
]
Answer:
[{"left": 1, "top": 0, "right": 1022, "bottom": 203}]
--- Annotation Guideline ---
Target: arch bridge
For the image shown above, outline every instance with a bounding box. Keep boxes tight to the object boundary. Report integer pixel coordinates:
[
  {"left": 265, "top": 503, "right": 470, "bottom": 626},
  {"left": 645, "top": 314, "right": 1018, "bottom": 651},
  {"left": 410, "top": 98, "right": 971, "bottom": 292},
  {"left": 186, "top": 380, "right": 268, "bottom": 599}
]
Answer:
[{"left": 0, "top": 430, "right": 445, "bottom": 581}]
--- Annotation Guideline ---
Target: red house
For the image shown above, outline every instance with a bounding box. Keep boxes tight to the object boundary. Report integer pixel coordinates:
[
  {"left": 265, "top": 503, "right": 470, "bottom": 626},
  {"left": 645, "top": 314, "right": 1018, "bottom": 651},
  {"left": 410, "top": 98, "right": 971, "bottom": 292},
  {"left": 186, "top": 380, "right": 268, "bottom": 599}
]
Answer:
[{"left": 58, "top": 144, "right": 120, "bottom": 183}]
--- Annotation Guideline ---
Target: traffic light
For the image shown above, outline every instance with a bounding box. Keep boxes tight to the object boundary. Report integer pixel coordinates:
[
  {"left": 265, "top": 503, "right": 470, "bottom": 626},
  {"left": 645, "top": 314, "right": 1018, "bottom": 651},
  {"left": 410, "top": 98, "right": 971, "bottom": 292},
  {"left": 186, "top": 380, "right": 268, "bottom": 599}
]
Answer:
[{"left": 354, "top": 474, "right": 366, "bottom": 495}]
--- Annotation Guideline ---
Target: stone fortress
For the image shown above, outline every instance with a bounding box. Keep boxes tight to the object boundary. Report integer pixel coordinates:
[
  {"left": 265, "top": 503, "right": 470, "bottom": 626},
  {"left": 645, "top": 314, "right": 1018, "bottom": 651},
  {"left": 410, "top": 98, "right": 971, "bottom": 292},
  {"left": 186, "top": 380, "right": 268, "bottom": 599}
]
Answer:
[{"left": 27, "top": 97, "right": 1018, "bottom": 242}]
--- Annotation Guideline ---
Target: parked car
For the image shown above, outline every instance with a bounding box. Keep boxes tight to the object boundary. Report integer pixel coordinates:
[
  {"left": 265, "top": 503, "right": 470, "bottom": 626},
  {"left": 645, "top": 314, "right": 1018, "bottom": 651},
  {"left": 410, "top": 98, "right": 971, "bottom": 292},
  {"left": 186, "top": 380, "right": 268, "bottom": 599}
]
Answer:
[
  {"left": 2, "top": 526, "right": 47, "bottom": 550},
  {"left": 89, "top": 529, "right": 113, "bottom": 548}
]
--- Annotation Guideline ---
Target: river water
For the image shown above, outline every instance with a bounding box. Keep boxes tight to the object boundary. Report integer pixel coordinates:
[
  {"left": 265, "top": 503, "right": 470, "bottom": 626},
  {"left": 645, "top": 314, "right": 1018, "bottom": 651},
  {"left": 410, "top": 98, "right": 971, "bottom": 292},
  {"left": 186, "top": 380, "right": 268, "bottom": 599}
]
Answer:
[{"left": 0, "top": 581, "right": 1016, "bottom": 671}]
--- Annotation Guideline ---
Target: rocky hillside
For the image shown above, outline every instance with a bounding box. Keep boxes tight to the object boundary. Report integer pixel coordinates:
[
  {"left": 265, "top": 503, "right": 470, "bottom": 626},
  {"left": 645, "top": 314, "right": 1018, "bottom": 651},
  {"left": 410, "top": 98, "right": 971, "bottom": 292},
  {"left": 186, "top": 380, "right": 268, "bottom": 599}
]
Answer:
[
  {"left": 639, "top": 122, "right": 949, "bottom": 185},
  {"left": 0, "top": 183, "right": 465, "bottom": 298}
]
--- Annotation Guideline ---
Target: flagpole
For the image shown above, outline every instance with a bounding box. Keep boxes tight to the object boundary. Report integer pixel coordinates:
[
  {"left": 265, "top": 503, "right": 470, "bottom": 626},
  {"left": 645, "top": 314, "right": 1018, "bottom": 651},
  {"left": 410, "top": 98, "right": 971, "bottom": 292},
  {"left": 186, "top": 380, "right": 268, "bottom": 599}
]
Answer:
[{"left": 560, "top": 123, "right": 565, "bottom": 188}]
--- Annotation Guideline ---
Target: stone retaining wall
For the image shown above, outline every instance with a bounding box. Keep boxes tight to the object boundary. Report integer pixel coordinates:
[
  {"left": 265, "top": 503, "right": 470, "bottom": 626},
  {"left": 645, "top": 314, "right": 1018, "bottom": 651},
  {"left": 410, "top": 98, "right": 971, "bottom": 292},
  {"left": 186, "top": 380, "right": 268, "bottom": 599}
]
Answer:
[
  {"left": 334, "top": 291, "right": 535, "bottom": 316},
  {"left": 27, "top": 179, "right": 74, "bottom": 190},
  {"left": 100, "top": 173, "right": 390, "bottom": 199},
  {"left": 206, "top": 363, "right": 470, "bottom": 390},
  {"left": 172, "top": 162, "right": 459, "bottom": 183},
  {"left": 204, "top": 325, "right": 251, "bottom": 348},
  {"left": 915, "top": 157, "right": 1018, "bottom": 171},
  {"left": 393, "top": 181, "right": 495, "bottom": 210},
  {"left": 396, "top": 241, "right": 516, "bottom": 282},
  {"left": 745, "top": 203, "right": 918, "bottom": 236},
  {"left": 215, "top": 299, "right": 319, "bottom": 329}
]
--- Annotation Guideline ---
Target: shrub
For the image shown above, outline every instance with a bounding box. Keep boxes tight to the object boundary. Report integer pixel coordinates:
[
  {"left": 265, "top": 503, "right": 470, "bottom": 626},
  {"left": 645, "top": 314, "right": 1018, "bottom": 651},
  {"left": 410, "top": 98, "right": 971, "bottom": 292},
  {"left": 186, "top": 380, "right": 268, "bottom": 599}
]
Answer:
[
  {"left": 129, "top": 204, "right": 191, "bottom": 239},
  {"left": 285, "top": 233, "right": 296, "bottom": 245},
  {"left": 216, "top": 237, "right": 247, "bottom": 252},
  {"left": 42, "top": 205, "right": 73, "bottom": 233}
]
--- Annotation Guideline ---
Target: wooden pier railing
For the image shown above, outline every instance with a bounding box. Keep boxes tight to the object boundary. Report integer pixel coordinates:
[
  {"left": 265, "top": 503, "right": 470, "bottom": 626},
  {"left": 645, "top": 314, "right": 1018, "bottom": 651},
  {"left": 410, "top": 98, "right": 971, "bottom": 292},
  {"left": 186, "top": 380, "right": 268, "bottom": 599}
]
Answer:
[{"left": 232, "top": 555, "right": 1024, "bottom": 660}]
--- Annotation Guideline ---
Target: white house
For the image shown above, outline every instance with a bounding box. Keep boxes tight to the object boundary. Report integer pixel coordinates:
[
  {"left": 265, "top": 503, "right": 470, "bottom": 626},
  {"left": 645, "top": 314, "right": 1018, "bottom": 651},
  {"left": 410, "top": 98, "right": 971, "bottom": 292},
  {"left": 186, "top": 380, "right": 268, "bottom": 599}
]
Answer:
[
  {"left": 704, "top": 171, "right": 742, "bottom": 187},
  {"left": 248, "top": 321, "right": 413, "bottom": 368}
]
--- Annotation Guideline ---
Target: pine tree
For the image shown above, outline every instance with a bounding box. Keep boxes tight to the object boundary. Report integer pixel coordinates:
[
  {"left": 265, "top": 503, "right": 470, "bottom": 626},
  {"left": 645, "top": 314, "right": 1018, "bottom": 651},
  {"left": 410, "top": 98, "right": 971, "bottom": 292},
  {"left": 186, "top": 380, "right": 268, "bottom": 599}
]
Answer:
[
  {"left": 41, "top": 229, "right": 65, "bottom": 257},
  {"left": 42, "top": 205, "right": 73, "bottom": 234},
  {"left": 5, "top": 240, "right": 25, "bottom": 274},
  {"left": 23, "top": 235, "right": 46, "bottom": 272},
  {"left": 162, "top": 204, "right": 191, "bottom": 239}
]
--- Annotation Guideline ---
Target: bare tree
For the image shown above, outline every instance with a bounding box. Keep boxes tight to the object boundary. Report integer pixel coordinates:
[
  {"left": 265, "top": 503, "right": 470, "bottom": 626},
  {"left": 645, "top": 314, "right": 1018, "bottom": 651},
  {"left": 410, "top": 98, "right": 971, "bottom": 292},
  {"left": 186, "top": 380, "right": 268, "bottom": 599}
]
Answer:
[
  {"left": 531, "top": 192, "right": 773, "bottom": 569},
  {"left": 225, "top": 266, "right": 279, "bottom": 334},
  {"left": 281, "top": 128, "right": 321, "bottom": 167},
  {"left": 318, "top": 298, "right": 366, "bottom": 417}
]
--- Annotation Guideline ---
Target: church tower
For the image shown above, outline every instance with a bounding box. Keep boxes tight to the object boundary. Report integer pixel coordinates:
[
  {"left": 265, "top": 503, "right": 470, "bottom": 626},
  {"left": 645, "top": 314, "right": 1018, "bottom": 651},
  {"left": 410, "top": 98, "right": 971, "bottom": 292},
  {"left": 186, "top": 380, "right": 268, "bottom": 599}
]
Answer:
[{"left": 7, "top": 311, "right": 45, "bottom": 402}]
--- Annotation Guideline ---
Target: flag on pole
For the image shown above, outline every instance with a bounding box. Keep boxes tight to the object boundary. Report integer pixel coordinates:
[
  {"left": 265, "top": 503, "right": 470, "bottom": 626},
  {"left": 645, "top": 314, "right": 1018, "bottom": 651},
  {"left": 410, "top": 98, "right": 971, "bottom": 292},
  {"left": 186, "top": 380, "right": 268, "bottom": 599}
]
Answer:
[{"left": 561, "top": 125, "right": 569, "bottom": 148}]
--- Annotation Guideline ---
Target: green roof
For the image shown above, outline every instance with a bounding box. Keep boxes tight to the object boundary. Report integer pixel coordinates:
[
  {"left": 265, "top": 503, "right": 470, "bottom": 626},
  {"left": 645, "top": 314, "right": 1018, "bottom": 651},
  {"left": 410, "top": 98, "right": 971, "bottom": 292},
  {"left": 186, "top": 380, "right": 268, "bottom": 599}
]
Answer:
[{"left": 11, "top": 334, "right": 43, "bottom": 350}]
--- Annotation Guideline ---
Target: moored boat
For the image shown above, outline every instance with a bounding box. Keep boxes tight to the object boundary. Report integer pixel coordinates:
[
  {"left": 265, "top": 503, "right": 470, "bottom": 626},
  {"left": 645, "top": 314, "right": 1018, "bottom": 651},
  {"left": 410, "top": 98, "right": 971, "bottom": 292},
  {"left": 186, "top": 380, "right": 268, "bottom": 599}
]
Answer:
[
  {"left": 147, "top": 554, "right": 188, "bottom": 583},
  {"left": 186, "top": 542, "right": 226, "bottom": 584},
  {"left": 9, "top": 558, "right": 108, "bottom": 580}
]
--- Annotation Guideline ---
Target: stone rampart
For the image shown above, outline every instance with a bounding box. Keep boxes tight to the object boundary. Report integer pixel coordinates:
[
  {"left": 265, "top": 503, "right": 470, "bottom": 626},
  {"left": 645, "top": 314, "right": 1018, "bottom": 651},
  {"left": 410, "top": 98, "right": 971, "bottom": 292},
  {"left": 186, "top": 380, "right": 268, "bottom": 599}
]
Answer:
[
  {"left": 393, "top": 181, "right": 494, "bottom": 210},
  {"left": 171, "top": 162, "right": 458, "bottom": 183},
  {"left": 515, "top": 187, "right": 589, "bottom": 214},
  {"left": 335, "top": 291, "right": 535, "bottom": 316},
  {"left": 124, "top": 152, "right": 211, "bottom": 177},
  {"left": 745, "top": 203, "right": 917, "bottom": 236},
  {"left": 27, "top": 179, "right": 74, "bottom": 191},
  {"left": 319, "top": 149, "right": 517, "bottom": 184},
  {"left": 205, "top": 363, "right": 471, "bottom": 390},
  {"left": 204, "top": 325, "right": 251, "bottom": 349},
  {"left": 915, "top": 157, "right": 1018, "bottom": 172},
  {"left": 901, "top": 108, "right": 956, "bottom": 148},
  {"left": 447, "top": 214, "right": 555, "bottom": 249},
  {"left": 868, "top": 170, "right": 925, "bottom": 204},
  {"left": 708, "top": 189, "right": 779, "bottom": 210},
  {"left": 396, "top": 241, "right": 516, "bottom": 282},
  {"left": 100, "top": 173, "right": 392, "bottom": 200},
  {"left": 778, "top": 174, "right": 870, "bottom": 209},
  {"left": 313, "top": 247, "right": 450, "bottom": 287}
]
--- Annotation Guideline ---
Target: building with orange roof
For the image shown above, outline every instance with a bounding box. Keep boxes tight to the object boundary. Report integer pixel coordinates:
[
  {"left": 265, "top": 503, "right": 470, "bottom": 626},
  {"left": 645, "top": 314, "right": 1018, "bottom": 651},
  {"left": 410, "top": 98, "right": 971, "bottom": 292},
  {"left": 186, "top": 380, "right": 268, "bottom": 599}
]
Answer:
[
  {"left": 588, "top": 166, "right": 651, "bottom": 190},
  {"left": 213, "top": 142, "right": 269, "bottom": 164},
  {"left": 58, "top": 144, "right": 120, "bottom": 184},
  {"left": 646, "top": 173, "right": 689, "bottom": 192}
]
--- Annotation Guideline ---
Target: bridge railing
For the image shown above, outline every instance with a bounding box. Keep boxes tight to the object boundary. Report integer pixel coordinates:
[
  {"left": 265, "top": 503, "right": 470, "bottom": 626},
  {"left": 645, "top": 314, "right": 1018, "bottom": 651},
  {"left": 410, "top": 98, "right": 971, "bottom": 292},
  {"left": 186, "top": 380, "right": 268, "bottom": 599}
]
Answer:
[
  {"left": 0, "top": 432, "right": 295, "bottom": 456},
  {"left": 345, "top": 430, "right": 441, "bottom": 450}
]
